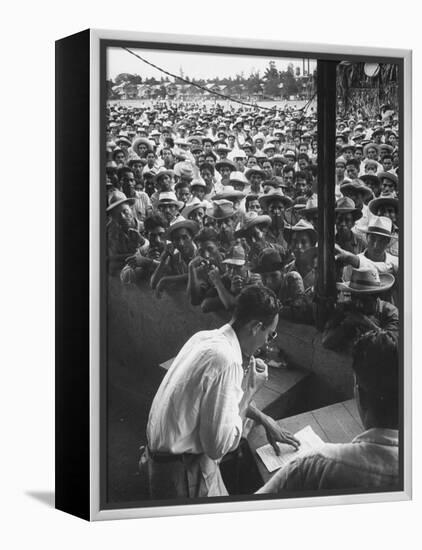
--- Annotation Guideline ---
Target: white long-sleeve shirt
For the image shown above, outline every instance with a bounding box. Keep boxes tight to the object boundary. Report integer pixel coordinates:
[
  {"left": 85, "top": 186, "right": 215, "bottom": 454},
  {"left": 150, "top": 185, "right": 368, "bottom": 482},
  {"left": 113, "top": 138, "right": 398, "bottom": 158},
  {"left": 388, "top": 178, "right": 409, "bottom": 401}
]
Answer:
[{"left": 147, "top": 324, "right": 244, "bottom": 461}]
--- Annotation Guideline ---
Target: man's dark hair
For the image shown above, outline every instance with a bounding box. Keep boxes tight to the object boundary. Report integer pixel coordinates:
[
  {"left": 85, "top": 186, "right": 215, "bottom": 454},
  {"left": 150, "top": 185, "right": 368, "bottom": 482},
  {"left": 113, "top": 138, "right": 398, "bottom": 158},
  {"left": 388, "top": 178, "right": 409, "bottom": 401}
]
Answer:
[
  {"left": 200, "top": 162, "right": 215, "bottom": 175},
  {"left": 282, "top": 165, "right": 294, "bottom": 176},
  {"left": 195, "top": 227, "right": 219, "bottom": 243},
  {"left": 295, "top": 170, "right": 311, "bottom": 184},
  {"left": 175, "top": 180, "right": 191, "bottom": 191},
  {"left": 144, "top": 213, "right": 167, "bottom": 233},
  {"left": 117, "top": 166, "right": 134, "bottom": 181},
  {"left": 297, "top": 153, "right": 310, "bottom": 163},
  {"left": 346, "top": 158, "right": 360, "bottom": 169},
  {"left": 205, "top": 152, "right": 217, "bottom": 163},
  {"left": 352, "top": 330, "right": 399, "bottom": 428},
  {"left": 245, "top": 194, "right": 259, "bottom": 209},
  {"left": 233, "top": 285, "right": 281, "bottom": 328}
]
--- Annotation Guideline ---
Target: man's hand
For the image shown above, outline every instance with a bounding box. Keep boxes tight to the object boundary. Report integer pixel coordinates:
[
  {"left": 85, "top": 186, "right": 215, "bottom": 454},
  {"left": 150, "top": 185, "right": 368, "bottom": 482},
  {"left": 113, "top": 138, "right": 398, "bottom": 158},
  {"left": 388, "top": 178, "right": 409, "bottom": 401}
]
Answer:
[
  {"left": 164, "top": 242, "right": 175, "bottom": 257},
  {"left": 246, "top": 357, "right": 268, "bottom": 395},
  {"left": 207, "top": 266, "right": 221, "bottom": 286},
  {"left": 230, "top": 274, "right": 244, "bottom": 294},
  {"left": 125, "top": 253, "right": 151, "bottom": 269},
  {"left": 189, "top": 255, "right": 205, "bottom": 269},
  {"left": 263, "top": 416, "right": 301, "bottom": 454}
]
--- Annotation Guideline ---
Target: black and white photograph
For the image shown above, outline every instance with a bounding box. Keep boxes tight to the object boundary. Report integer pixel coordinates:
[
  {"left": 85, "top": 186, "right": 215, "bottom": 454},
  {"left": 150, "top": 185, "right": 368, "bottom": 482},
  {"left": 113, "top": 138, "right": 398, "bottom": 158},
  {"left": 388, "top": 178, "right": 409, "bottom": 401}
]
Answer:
[{"left": 102, "top": 40, "right": 404, "bottom": 511}]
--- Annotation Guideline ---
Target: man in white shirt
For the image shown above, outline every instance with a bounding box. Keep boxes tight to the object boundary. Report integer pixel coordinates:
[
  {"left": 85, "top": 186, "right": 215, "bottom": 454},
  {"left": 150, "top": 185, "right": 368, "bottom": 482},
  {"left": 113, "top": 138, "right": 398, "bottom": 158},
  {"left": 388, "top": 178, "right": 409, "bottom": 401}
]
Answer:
[{"left": 144, "top": 285, "right": 300, "bottom": 499}]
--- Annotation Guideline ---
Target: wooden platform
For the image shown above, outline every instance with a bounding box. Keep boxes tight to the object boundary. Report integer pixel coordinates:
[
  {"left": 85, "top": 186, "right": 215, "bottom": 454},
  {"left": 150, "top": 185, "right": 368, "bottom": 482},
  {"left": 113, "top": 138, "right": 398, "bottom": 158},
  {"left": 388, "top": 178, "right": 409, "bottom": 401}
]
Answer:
[{"left": 248, "top": 399, "right": 364, "bottom": 484}]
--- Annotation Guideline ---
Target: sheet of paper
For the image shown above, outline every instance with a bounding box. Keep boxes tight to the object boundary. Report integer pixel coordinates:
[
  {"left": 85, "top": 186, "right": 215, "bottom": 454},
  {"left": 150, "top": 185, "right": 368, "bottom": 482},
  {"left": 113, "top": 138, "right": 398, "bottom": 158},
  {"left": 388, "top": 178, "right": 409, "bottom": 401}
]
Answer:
[{"left": 256, "top": 425, "right": 324, "bottom": 472}]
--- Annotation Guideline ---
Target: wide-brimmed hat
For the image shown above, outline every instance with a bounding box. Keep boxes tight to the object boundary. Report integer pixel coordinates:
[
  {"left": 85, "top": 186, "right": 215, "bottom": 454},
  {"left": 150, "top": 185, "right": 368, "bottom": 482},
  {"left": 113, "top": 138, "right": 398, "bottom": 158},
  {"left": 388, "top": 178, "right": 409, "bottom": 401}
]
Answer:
[
  {"left": 379, "top": 143, "right": 394, "bottom": 154},
  {"left": 245, "top": 167, "right": 266, "bottom": 180},
  {"left": 132, "top": 137, "right": 153, "bottom": 156},
  {"left": 165, "top": 219, "right": 199, "bottom": 239},
  {"left": 157, "top": 191, "right": 184, "bottom": 209},
  {"left": 182, "top": 198, "right": 207, "bottom": 219},
  {"left": 234, "top": 211, "right": 272, "bottom": 238},
  {"left": 378, "top": 172, "right": 398, "bottom": 187},
  {"left": 363, "top": 142, "right": 380, "bottom": 157},
  {"left": 335, "top": 196, "right": 363, "bottom": 221},
  {"left": 215, "top": 159, "right": 237, "bottom": 172},
  {"left": 229, "top": 171, "right": 248, "bottom": 187},
  {"left": 189, "top": 176, "right": 206, "bottom": 189},
  {"left": 229, "top": 148, "right": 247, "bottom": 160},
  {"left": 206, "top": 199, "right": 236, "bottom": 220},
  {"left": 284, "top": 218, "right": 318, "bottom": 245},
  {"left": 106, "top": 190, "right": 135, "bottom": 213},
  {"left": 223, "top": 244, "right": 246, "bottom": 266},
  {"left": 213, "top": 186, "right": 246, "bottom": 201},
  {"left": 362, "top": 215, "right": 397, "bottom": 239},
  {"left": 337, "top": 266, "right": 395, "bottom": 294},
  {"left": 115, "top": 136, "right": 132, "bottom": 148},
  {"left": 154, "top": 168, "right": 175, "bottom": 184},
  {"left": 301, "top": 196, "right": 318, "bottom": 216},
  {"left": 251, "top": 248, "right": 284, "bottom": 273},
  {"left": 368, "top": 196, "right": 399, "bottom": 216},
  {"left": 340, "top": 179, "right": 374, "bottom": 202},
  {"left": 259, "top": 188, "right": 293, "bottom": 211},
  {"left": 173, "top": 161, "right": 195, "bottom": 180}
]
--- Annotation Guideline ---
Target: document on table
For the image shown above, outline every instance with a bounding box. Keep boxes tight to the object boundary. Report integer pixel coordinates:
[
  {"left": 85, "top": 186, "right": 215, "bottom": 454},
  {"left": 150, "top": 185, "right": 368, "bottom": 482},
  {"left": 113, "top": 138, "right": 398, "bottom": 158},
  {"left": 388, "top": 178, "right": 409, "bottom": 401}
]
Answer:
[{"left": 256, "top": 425, "right": 324, "bottom": 472}]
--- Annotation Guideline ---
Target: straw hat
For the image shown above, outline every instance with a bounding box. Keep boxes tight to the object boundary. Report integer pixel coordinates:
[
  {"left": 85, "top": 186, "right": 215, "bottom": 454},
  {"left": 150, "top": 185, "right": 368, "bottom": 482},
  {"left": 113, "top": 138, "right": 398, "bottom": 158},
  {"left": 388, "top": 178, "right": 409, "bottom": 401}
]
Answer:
[
  {"left": 106, "top": 191, "right": 135, "bottom": 213},
  {"left": 213, "top": 186, "right": 246, "bottom": 201},
  {"left": 335, "top": 197, "right": 363, "bottom": 221},
  {"left": 234, "top": 211, "right": 272, "bottom": 238},
  {"left": 337, "top": 266, "right": 395, "bottom": 294},
  {"left": 165, "top": 219, "right": 200, "bottom": 239},
  {"left": 259, "top": 188, "right": 293, "bottom": 210},
  {"left": 362, "top": 216, "right": 397, "bottom": 239},
  {"left": 284, "top": 219, "right": 318, "bottom": 245},
  {"left": 223, "top": 244, "right": 246, "bottom": 266},
  {"left": 206, "top": 199, "right": 236, "bottom": 220}
]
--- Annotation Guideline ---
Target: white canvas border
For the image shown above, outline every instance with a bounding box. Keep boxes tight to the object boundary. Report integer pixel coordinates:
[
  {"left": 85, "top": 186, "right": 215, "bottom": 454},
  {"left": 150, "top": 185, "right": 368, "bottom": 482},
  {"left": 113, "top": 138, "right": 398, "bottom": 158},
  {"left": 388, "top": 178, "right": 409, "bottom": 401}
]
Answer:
[{"left": 89, "top": 29, "right": 412, "bottom": 521}]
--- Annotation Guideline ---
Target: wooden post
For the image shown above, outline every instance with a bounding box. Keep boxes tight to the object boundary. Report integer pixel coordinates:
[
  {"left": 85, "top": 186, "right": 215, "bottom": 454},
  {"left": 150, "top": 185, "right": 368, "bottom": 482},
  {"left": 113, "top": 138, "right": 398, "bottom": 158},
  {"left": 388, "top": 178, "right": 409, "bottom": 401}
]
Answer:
[{"left": 316, "top": 60, "right": 338, "bottom": 330}]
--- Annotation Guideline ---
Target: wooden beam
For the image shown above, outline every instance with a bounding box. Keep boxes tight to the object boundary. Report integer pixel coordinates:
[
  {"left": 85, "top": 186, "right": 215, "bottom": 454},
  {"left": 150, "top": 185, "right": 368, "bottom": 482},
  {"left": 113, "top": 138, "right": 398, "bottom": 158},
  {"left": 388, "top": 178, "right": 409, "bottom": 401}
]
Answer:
[{"left": 316, "top": 60, "right": 338, "bottom": 330}]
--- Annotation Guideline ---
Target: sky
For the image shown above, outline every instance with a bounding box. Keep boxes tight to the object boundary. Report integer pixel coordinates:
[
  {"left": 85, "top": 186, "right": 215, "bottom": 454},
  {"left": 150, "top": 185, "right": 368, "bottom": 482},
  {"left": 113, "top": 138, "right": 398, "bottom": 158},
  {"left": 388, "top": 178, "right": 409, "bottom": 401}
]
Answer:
[{"left": 107, "top": 46, "right": 317, "bottom": 81}]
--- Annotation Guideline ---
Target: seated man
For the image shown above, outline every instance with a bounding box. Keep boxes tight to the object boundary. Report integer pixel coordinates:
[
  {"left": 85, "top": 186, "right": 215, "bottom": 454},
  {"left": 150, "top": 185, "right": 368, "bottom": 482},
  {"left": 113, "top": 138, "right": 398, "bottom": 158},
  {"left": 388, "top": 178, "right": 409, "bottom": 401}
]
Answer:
[
  {"left": 187, "top": 227, "right": 229, "bottom": 312},
  {"left": 336, "top": 215, "right": 399, "bottom": 304},
  {"left": 106, "top": 191, "right": 148, "bottom": 276},
  {"left": 257, "top": 329, "right": 399, "bottom": 492},
  {"left": 143, "top": 285, "right": 300, "bottom": 499},
  {"left": 120, "top": 213, "right": 167, "bottom": 285},
  {"left": 280, "top": 219, "right": 318, "bottom": 312},
  {"left": 322, "top": 266, "right": 398, "bottom": 352},
  {"left": 234, "top": 211, "right": 286, "bottom": 271},
  {"left": 150, "top": 219, "right": 199, "bottom": 296}
]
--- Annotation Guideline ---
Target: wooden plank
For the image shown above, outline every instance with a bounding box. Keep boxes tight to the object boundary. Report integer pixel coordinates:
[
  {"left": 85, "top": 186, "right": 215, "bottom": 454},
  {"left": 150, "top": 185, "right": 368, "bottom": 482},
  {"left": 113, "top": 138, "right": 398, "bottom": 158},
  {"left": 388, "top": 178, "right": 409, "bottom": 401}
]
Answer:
[
  {"left": 312, "top": 404, "right": 354, "bottom": 444},
  {"left": 248, "top": 400, "right": 364, "bottom": 484},
  {"left": 343, "top": 399, "right": 364, "bottom": 427},
  {"left": 264, "top": 366, "right": 308, "bottom": 394}
]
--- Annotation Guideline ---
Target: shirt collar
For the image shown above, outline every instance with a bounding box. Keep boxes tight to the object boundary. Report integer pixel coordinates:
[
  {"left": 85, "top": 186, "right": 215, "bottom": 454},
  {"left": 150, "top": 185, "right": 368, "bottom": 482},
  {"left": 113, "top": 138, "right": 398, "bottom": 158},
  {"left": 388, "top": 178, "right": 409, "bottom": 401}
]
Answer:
[
  {"left": 219, "top": 323, "right": 243, "bottom": 366},
  {"left": 352, "top": 427, "right": 398, "bottom": 447}
]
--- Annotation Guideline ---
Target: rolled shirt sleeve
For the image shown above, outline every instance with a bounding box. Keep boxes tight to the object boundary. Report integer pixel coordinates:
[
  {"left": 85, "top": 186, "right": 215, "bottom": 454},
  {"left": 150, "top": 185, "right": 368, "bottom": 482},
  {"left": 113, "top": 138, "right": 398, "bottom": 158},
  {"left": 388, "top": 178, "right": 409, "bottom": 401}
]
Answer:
[{"left": 199, "top": 352, "right": 244, "bottom": 460}]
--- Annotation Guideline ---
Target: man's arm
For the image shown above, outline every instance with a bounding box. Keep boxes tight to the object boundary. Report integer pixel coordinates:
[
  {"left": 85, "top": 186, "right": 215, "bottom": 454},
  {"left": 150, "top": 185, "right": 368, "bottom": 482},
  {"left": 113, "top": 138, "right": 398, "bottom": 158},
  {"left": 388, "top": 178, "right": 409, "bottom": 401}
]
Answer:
[
  {"left": 187, "top": 257, "right": 207, "bottom": 305},
  {"left": 150, "top": 249, "right": 172, "bottom": 289}
]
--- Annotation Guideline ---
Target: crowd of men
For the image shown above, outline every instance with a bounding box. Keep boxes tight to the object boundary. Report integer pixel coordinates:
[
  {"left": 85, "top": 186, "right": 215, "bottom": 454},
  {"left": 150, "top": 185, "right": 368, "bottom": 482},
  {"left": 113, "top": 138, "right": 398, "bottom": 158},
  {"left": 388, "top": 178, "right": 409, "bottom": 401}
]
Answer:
[
  {"left": 106, "top": 98, "right": 400, "bottom": 348},
  {"left": 106, "top": 93, "right": 400, "bottom": 499}
]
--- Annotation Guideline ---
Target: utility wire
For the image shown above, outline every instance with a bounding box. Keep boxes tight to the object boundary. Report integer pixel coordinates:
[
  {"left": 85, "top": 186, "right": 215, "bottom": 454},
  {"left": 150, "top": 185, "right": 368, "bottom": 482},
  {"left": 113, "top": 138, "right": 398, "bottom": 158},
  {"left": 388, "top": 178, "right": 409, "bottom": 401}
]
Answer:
[{"left": 122, "top": 47, "right": 316, "bottom": 117}]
